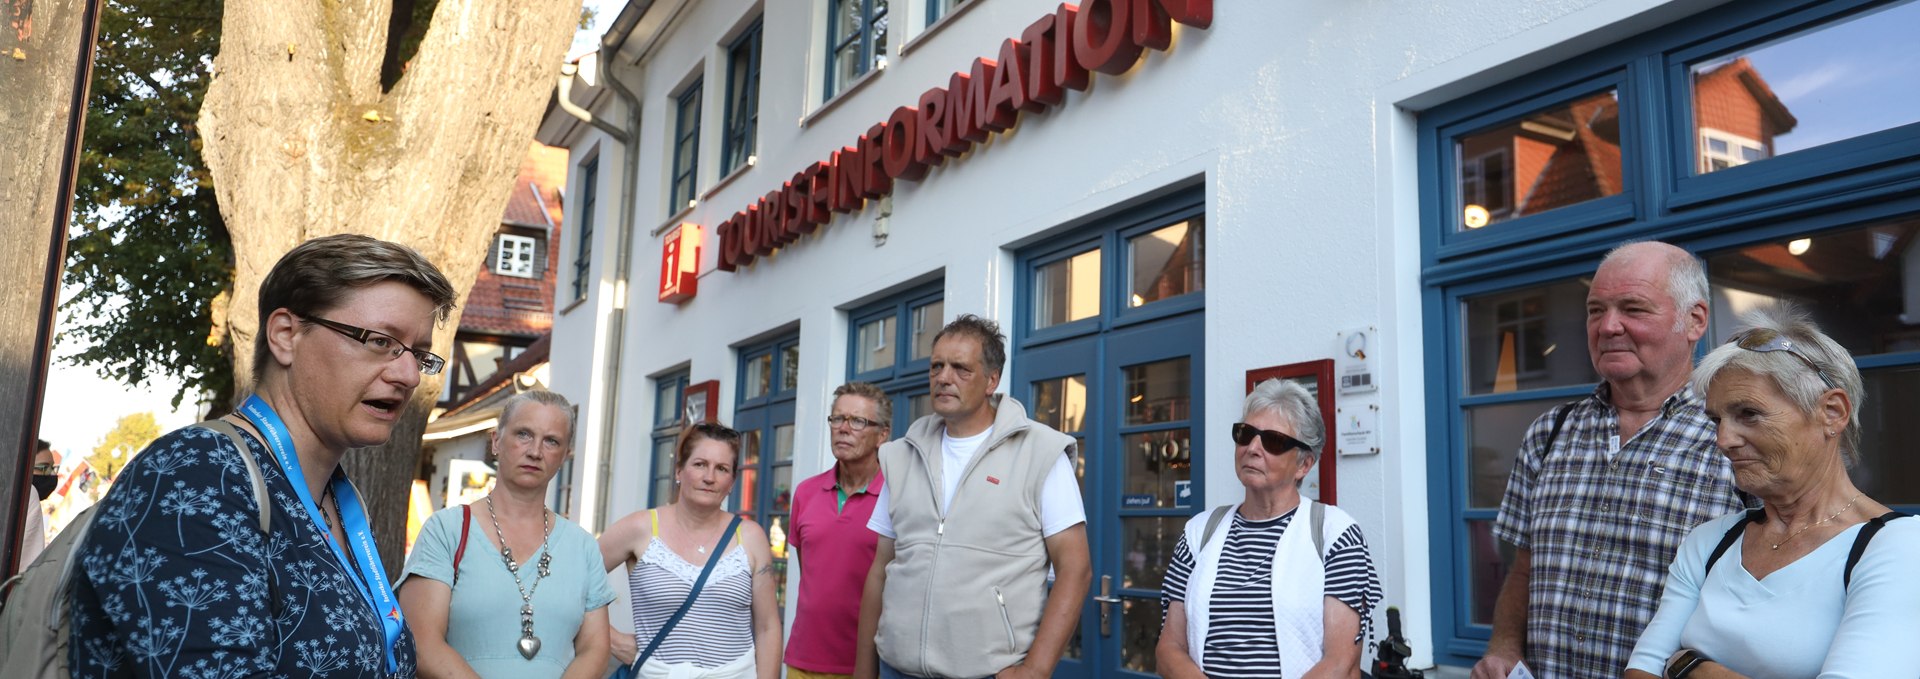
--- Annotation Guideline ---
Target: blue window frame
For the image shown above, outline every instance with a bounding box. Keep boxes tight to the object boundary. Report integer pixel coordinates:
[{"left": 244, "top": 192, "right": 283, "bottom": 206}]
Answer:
[
  {"left": 826, "top": 0, "right": 888, "bottom": 99},
  {"left": 735, "top": 333, "right": 799, "bottom": 608},
  {"left": 571, "top": 156, "right": 597, "bottom": 303},
  {"left": 1419, "top": 0, "right": 1920, "bottom": 665},
  {"left": 650, "top": 370, "right": 691, "bottom": 506},
  {"left": 722, "top": 20, "right": 762, "bottom": 177},
  {"left": 847, "top": 281, "right": 943, "bottom": 432},
  {"left": 670, "top": 80, "right": 702, "bottom": 216},
  {"left": 927, "top": 0, "right": 967, "bottom": 24},
  {"left": 1013, "top": 187, "right": 1204, "bottom": 677}
]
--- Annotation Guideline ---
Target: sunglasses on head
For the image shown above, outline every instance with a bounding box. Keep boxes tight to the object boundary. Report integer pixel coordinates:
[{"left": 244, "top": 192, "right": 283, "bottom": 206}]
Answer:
[
  {"left": 1729, "top": 327, "right": 1836, "bottom": 390},
  {"left": 1231, "top": 422, "right": 1312, "bottom": 455}
]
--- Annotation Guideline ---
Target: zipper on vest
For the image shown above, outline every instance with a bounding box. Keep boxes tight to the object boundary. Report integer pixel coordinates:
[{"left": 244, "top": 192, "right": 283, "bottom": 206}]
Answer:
[
  {"left": 993, "top": 586, "right": 1016, "bottom": 652},
  {"left": 937, "top": 521, "right": 944, "bottom": 536}
]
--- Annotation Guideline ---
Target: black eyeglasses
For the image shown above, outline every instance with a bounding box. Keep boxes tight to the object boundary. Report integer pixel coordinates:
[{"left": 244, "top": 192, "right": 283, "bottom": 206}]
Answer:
[
  {"left": 305, "top": 316, "right": 446, "bottom": 375},
  {"left": 1231, "top": 422, "right": 1312, "bottom": 455},
  {"left": 1729, "top": 328, "right": 1835, "bottom": 389},
  {"left": 827, "top": 415, "right": 884, "bottom": 432}
]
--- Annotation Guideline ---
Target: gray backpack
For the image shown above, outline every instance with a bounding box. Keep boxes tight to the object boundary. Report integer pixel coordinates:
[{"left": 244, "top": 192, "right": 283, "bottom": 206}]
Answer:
[{"left": 0, "top": 420, "right": 272, "bottom": 679}]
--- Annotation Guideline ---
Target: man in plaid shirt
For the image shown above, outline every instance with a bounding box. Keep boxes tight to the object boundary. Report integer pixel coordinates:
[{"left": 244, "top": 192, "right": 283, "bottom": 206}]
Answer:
[{"left": 1472, "top": 242, "right": 1745, "bottom": 679}]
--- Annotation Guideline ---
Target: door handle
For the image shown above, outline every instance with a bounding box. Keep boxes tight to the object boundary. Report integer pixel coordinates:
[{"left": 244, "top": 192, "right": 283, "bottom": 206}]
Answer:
[{"left": 1095, "top": 575, "right": 1120, "bottom": 636}]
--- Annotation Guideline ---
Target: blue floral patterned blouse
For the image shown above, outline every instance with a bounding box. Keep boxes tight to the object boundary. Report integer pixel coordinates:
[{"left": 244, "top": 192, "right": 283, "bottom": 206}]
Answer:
[{"left": 69, "top": 424, "right": 418, "bottom": 678}]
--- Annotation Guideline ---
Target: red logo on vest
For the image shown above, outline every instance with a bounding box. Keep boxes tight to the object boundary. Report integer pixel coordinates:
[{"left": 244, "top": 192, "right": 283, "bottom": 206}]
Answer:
[{"left": 987, "top": 476, "right": 1001, "bottom": 485}]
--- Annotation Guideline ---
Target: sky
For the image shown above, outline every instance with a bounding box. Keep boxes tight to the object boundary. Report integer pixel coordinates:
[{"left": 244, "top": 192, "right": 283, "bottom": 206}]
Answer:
[{"left": 36, "top": 2, "right": 633, "bottom": 467}]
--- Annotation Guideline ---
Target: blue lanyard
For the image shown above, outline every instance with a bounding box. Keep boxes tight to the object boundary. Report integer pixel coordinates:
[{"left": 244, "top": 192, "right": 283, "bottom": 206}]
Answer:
[{"left": 239, "top": 395, "right": 404, "bottom": 672}]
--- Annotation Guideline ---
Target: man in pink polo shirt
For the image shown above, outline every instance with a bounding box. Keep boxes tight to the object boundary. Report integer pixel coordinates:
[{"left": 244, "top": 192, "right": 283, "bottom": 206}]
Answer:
[{"left": 787, "top": 381, "right": 891, "bottom": 679}]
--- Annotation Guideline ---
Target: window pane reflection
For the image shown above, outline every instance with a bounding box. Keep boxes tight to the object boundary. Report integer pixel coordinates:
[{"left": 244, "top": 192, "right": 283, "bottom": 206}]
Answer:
[
  {"left": 652, "top": 438, "right": 676, "bottom": 503},
  {"left": 1465, "top": 397, "right": 1566, "bottom": 508},
  {"left": 1454, "top": 90, "right": 1622, "bottom": 230},
  {"left": 1464, "top": 277, "right": 1598, "bottom": 394},
  {"left": 856, "top": 316, "right": 895, "bottom": 374},
  {"left": 736, "top": 429, "right": 761, "bottom": 513},
  {"left": 1124, "top": 358, "right": 1191, "bottom": 425},
  {"left": 1033, "top": 249, "right": 1101, "bottom": 330},
  {"left": 772, "top": 465, "right": 792, "bottom": 512},
  {"left": 907, "top": 393, "right": 932, "bottom": 424},
  {"left": 1707, "top": 218, "right": 1920, "bottom": 356},
  {"left": 1466, "top": 519, "right": 1518, "bottom": 625},
  {"left": 1128, "top": 217, "right": 1205, "bottom": 308},
  {"left": 1121, "top": 517, "right": 1183, "bottom": 590},
  {"left": 781, "top": 344, "right": 801, "bottom": 392},
  {"left": 743, "top": 354, "right": 772, "bottom": 399},
  {"left": 1855, "top": 366, "right": 1920, "bottom": 505},
  {"left": 1120, "top": 598, "right": 1161, "bottom": 673},
  {"left": 1691, "top": 0, "right": 1920, "bottom": 174},
  {"left": 774, "top": 424, "right": 794, "bottom": 463},
  {"left": 911, "top": 299, "right": 942, "bottom": 360},
  {"left": 1123, "top": 430, "right": 1191, "bottom": 509},
  {"left": 1031, "top": 375, "right": 1087, "bottom": 435}
]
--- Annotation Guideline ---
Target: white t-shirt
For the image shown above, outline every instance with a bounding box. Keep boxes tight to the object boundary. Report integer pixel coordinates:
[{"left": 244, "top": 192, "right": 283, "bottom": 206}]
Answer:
[{"left": 868, "top": 426, "right": 1086, "bottom": 540}]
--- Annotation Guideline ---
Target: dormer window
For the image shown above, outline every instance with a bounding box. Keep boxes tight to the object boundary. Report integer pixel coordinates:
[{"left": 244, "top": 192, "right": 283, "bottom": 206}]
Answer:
[{"left": 496, "top": 234, "right": 537, "bottom": 278}]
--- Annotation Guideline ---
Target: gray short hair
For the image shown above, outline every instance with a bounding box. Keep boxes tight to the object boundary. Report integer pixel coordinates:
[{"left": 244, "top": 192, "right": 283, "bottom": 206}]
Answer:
[
  {"left": 1691, "top": 303, "right": 1864, "bottom": 466},
  {"left": 254, "top": 234, "right": 457, "bottom": 380},
  {"left": 1602, "top": 241, "right": 1708, "bottom": 332},
  {"left": 498, "top": 389, "right": 577, "bottom": 451},
  {"left": 1244, "top": 378, "right": 1325, "bottom": 466}
]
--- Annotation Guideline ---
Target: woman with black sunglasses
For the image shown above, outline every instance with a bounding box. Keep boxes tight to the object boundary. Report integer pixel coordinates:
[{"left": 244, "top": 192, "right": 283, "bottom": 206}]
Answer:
[
  {"left": 1625, "top": 305, "right": 1918, "bottom": 679},
  {"left": 597, "top": 422, "right": 782, "bottom": 679},
  {"left": 1155, "top": 379, "right": 1383, "bottom": 679}
]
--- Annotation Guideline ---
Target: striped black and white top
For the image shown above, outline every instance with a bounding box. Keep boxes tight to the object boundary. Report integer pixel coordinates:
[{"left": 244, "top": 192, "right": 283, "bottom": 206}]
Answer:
[
  {"left": 627, "top": 538, "right": 755, "bottom": 667},
  {"left": 1161, "top": 509, "right": 1384, "bottom": 678}
]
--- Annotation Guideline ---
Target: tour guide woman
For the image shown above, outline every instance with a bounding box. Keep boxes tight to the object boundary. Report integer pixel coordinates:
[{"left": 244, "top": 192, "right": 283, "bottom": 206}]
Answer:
[
  {"left": 1157, "top": 379, "right": 1383, "bottom": 679},
  {"left": 1627, "top": 306, "right": 1919, "bottom": 679},
  {"left": 399, "top": 390, "right": 615, "bottom": 678},
  {"left": 598, "top": 422, "right": 782, "bottom": 679},
  {"left": 70, "top": 234, "right": 456, "bottom": 677}
]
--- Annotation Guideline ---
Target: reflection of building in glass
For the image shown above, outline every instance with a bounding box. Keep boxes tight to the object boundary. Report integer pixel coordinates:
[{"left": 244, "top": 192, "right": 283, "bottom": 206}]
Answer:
[
  {"left": 1455, "top": 91, "right": 1623, "bottom": 227},
  {"left": 1692, "top": 57, "right": 1799, "bottom": 173}
]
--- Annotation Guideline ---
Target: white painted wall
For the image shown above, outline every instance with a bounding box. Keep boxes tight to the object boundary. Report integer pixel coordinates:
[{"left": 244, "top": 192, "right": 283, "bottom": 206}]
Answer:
[{"left": 542, "top": 0, "right": 1745, "bottom": 667}]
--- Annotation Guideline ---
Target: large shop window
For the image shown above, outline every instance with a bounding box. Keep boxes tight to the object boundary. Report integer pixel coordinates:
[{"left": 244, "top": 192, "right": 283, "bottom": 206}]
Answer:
[
  {"left": 1419, "top": 0, "right": 1920, "bottom": 665},
  {"left": 847, "top": 281, "right": 943, "bottom": 432},
  {"left": 735, "top": 333, "right": 799, "bottom": 609},
  {"left": 1014, "top": 189, "right": 1203, "bottom": 679},
  {"left": 650, "top": 370, "right": 691, "bottom": 506},
  {"left": 826, "top": 0, "right": 888, "bottom": 99},
  {"left": 571, "top": 156, "right": 597, "bottom": 303},
  {"left": 722, "top": 20, "right": 762, "bottom": 177},
  {"left": 670, "top": 80, "right": 703, "bottom": 216}
]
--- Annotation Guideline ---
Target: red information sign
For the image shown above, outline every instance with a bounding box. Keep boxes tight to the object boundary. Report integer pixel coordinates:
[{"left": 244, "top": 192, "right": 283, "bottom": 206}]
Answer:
[{"left": 658, "top": 223, "right": 702, "bottom": 304}]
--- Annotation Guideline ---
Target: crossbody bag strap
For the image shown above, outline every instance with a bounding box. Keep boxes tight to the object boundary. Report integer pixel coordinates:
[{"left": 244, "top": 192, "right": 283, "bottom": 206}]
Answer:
[
  {"left": 1199, "top": 505, "right": 1233, "bottom": 548},
  {"left": 631, "top": 514, "right": 744, "bottom": 670},
  {"left": 453, "top": 504, "right": 472, "bottom": 586},
  {"left": 1310, "top": 500, "right": 1325, "bottom": 557}
]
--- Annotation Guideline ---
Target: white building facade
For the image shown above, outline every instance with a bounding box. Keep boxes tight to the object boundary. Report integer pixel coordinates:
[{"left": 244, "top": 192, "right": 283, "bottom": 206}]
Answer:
[{"left": 538, "top": 0, "right": 1920, "bottom": 672}]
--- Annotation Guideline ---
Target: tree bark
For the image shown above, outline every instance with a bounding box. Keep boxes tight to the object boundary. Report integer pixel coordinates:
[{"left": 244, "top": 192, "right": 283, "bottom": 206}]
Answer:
[
  {"left": 1, "top": 0, "right": 101, "bottom": 575},
  {"left": 197, "top": 0, "right": 580, "bottom": 577}
]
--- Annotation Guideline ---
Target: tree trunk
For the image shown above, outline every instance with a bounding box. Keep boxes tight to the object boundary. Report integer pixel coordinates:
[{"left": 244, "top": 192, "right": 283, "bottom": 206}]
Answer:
[
  {"left": 197, "top": 0, "right": 580, "bottom": 577},
  {"left": 1, "top": 0, "right": 101, "bottom": 575}
]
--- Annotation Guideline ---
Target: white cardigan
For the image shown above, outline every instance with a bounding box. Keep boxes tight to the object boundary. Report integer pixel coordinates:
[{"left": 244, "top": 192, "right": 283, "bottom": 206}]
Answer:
[{"left": 1180, "top": 500, "right": 1356, "bottom": 679}]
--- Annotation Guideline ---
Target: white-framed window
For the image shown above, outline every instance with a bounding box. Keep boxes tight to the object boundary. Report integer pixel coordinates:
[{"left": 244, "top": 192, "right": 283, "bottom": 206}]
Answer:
[
  {"left": 1699, "top": 127, "right": 1767, "bottom": 173},
  {"left": 496, "top": 234, "right": 537, "bottom": 277}
]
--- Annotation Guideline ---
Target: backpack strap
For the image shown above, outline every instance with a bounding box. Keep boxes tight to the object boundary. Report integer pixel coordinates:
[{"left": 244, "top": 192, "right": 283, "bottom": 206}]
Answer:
[
  {"left": 198, "top": 419, "right": 272, "bottom": 533},
  {"left": 1704, "top": 509, "right": 1764, "bottom": 577},
  {"left": 1310, "top": 500, "right": 1326, "bottom": 556},
  {"left": 1199, "top": 505, "right": 1233, "bottom": 549},
  {"left": 452, "top": 504, "right": 472, "bottom": 586},
  {"left": 1844, "top": 511, "right": 1908, "bottom": 589},
  {"left": 1539, "top": 401, "right": 1577, "bottom": 461}
]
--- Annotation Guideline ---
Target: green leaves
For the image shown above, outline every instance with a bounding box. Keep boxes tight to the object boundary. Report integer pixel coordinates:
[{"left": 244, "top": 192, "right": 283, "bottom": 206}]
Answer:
[{"left": 63, "top": 0, "right": 232, "bottom": 408}]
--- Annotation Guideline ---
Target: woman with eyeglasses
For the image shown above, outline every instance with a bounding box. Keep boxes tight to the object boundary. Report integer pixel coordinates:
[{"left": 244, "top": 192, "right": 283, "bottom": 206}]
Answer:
[
  {"left": 397, "top": 389, "right": 615, "bottom": 678},
  {"left": 598, "top": 422, "right": 782, "bottom": 679},
  {"left": 1156, "top": 379, "right": 1383, "bottom": 679},
  {"left": 69, "top": 234, "right": 455, "bottom": 678},
  {"left": 1626, "top": 305, "right": 1919, "bottom": 679}
]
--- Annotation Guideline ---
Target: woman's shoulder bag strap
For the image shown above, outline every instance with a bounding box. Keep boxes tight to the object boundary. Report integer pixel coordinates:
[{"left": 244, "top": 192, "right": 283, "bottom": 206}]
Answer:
[
  {"left": 452, "top": 505, "right": 472, "bottom": 586},
  {"left": 1199, "top": 506, "right": 1232, "bottom": 548},
  {"left": 1844, "top": 511, "right": 1910, "bottom": 589},
  {"left": 1703, "top": 509, "right": 1765, "bottom": 578},
  {"left": 199, "top": 419, "right": 271, "bottom": 533},
  {"left": 630, "top": 514, "right": 744, "bottom": 670}
]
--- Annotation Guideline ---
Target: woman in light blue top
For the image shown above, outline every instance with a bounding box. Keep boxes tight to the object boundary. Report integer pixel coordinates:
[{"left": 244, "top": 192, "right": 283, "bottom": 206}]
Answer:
[
  {"left": 400, "top": 390, "right": 616, "bottom": 679},
  {"left": 1627, "top": 305, "right": 1919, "bottom": 679}
]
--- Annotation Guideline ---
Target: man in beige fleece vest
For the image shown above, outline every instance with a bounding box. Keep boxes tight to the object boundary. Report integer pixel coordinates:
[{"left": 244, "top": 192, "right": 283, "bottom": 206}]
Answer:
[{"left": 852, "top": 315, "right": 1092, "bottom": 679}]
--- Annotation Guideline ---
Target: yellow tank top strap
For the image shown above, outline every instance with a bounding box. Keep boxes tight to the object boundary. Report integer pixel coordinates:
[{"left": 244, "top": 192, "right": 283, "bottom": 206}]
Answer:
[{"left": 650, "top": 508, "right": 659, "bottom": 537}]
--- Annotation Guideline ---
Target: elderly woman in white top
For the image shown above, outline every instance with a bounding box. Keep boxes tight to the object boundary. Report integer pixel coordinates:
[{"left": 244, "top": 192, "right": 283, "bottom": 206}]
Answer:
[
  {"left": 1626, "top": 305, "right": 1919, "bottom": 679},
  {"left": 1157, "top": 379, "right": 1383, "bottom": 679}
]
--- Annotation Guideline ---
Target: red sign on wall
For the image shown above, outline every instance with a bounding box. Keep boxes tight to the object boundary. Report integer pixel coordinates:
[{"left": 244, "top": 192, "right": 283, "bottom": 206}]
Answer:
[{"left": 658, "top": 223, "right": 702, "bottom": 304}]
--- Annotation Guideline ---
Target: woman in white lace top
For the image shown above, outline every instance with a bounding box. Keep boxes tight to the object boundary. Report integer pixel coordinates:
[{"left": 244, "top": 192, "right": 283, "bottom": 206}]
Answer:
[{"left": 599, "top": 423, "right": 782, "bottom": 679}]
